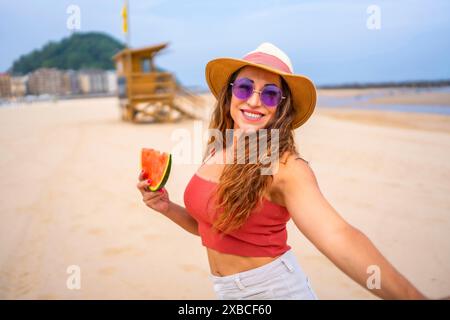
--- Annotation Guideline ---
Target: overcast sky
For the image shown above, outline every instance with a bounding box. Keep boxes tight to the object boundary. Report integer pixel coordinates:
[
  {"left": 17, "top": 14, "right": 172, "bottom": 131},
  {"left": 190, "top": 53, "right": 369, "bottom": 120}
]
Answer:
[{"left": 1, "top": 0, "right": 449, "bottom": 87}]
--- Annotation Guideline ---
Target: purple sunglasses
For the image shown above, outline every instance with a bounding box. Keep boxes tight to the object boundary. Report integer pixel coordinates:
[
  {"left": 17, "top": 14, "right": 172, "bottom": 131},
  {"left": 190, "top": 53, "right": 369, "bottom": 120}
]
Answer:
[{"left": 230, "top": 77, "right": 286, "bottom": 108}]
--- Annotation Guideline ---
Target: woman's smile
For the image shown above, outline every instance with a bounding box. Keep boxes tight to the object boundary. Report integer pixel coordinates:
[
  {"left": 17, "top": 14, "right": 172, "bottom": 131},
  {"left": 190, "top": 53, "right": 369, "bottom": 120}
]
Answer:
[{"left": 240, "top": 108, "right": 266, "bottom": 122}]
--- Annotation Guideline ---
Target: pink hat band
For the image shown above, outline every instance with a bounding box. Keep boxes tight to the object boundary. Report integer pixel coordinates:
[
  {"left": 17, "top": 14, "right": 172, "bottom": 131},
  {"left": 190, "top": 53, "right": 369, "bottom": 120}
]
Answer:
[{"left": 242, "top": 52, "right": 293, "bottom": 74}]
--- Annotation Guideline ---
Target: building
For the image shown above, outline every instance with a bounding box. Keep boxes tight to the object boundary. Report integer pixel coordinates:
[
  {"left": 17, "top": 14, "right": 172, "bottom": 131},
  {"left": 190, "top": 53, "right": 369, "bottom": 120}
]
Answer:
[
  {"left": 28, "top": 68, "right": 65, "bottom": 96},
  {"left": 10, "top": 75, "right": 28, "bottom": 97},
  {"left": 63, "top": 70, "right": 81, "bottom": 95},
  {"left": 78, "top": 69, "right": 108, "bottom": 94},
  {"left": 5, "top": 68, "right": 115, "bottom": 98},
  {"left": 78, "top": 72, "right": 90, "bottom": 94},
  {"left": 0, "top": 73, "right": 12, "bottom": 98},
  {"left": 105, "top": 70, "right": 117, "bottom": 94}
]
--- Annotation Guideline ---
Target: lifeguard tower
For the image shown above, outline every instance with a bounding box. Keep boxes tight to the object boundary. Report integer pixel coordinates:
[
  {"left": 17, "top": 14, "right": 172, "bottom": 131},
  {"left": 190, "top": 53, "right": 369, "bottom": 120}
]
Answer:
[{"left": 113, "top": 43, "right": 201, "bottom": 122}]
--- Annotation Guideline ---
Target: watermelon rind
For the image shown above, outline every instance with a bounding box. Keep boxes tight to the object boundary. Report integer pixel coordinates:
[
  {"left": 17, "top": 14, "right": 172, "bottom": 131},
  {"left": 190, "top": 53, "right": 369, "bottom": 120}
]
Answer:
[{"left": 148, "top": 153, "right": 172, "bottom": 192}]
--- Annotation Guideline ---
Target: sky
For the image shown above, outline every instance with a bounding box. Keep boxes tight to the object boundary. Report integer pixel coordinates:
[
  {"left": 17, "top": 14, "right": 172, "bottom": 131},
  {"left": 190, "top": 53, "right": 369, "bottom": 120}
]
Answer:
[{"left": 1, "top": 0, "right": 449, "bottom": 88}]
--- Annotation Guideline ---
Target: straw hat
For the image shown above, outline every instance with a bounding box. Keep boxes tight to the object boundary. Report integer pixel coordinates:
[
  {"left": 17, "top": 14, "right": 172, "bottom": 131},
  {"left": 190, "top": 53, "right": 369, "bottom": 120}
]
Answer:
[{"left": 205, "top": 42, "right": 317, "bottom": 129}]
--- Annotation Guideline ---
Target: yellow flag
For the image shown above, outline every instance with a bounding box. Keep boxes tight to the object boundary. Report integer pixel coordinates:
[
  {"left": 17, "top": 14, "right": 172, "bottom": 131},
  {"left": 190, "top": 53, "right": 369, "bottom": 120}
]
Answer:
[{"left": 121, "top": 3, "right": 128, "bottom": 34}]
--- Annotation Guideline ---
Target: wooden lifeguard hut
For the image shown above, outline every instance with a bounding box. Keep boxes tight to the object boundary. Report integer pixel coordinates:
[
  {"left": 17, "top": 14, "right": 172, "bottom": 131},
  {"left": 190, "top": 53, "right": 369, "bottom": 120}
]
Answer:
[{"left": 113, "top": 43, "right": 201, "bottom": 122}]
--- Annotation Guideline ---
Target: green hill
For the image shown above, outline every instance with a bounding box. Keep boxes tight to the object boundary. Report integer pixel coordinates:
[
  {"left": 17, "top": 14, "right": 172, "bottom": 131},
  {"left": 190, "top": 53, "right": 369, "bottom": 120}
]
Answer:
[{"left": 10, "top": 32, "right": 125, "bottom": 75}]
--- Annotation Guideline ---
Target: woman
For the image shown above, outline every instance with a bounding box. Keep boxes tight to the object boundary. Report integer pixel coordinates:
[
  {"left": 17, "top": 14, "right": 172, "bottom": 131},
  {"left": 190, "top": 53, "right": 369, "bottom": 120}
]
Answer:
[{"left": 136, "top": 43, "right": 428, "bottom": 300}]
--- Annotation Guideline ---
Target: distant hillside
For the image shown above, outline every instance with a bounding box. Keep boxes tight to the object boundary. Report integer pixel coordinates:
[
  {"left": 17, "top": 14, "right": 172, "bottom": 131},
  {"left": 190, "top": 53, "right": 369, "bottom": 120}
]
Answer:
[{"left": 10, "top": 32, "right": 125, "bottom": 75}]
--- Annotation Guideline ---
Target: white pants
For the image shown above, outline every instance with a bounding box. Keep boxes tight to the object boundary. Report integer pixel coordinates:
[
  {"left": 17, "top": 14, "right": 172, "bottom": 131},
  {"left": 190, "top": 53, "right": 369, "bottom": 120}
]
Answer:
[{"left": 209, "top": 249, "right": 319, "bottom": 300}]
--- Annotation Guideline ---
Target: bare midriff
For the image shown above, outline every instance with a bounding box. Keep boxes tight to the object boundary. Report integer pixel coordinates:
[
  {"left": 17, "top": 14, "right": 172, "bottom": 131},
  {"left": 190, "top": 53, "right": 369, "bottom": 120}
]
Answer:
[{"left": 207, "top": 247, "right": 281, "bottom": 277}]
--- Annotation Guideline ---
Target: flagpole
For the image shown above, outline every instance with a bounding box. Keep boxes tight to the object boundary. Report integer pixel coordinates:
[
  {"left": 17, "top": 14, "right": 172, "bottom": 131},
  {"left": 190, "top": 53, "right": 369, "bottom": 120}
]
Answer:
[
  {"left": 122, "top": 0, "right": 131, "bottom": 73},
  {"left": 122, "top": 0, "right": 132, "bottom": 117},
  {"left": 125, "top": 0, "right": 130, "bottom": 48},
  {"left": 122, "top": 0, "right": 131, "bottom": 48}
]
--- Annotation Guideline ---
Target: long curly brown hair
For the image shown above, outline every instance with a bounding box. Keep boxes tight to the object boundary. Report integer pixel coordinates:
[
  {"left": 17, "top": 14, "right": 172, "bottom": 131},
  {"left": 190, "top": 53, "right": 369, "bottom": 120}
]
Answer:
[{"left": 204, "top": 67, "right": 302, "bottom": 235}]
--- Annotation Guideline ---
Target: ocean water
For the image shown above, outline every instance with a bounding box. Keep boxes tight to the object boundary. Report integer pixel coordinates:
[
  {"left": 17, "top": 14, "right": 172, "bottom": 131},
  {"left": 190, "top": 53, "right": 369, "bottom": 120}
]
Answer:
[
  {"left": 347, "top": 104, "right": 450, "bottom": 115},
  {"left": 317, "top": 87, "right": 450, "bottom": 116}
]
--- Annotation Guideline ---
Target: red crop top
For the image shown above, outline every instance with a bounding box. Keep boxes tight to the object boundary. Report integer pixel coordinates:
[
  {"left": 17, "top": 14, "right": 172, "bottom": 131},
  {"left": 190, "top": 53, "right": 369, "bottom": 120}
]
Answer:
[{"left": 183, "top": 153, "right": 292, "bottom": 257}]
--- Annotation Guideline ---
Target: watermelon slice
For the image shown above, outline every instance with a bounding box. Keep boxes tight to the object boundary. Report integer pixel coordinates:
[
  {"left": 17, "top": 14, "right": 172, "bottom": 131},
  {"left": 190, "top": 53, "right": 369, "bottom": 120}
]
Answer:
[{"left": 141, "top": 148, "right": 172, "bottom": 192}]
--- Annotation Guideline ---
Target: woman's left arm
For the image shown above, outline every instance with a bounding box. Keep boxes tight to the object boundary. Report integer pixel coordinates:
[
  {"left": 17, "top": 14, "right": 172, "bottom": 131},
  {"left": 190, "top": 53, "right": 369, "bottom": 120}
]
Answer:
[{"left": 279, "top": 157, "right": 427, "bottom": 300}]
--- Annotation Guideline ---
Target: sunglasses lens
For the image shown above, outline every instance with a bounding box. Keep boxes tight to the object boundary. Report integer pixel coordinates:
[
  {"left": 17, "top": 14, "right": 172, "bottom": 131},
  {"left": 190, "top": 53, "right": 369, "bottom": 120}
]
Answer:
[
  {"left": 261, "top": 85, "right": 282, "bottom": 107},
  {"left": 232, "top": 78, "right": 253, "bottom": 100}
]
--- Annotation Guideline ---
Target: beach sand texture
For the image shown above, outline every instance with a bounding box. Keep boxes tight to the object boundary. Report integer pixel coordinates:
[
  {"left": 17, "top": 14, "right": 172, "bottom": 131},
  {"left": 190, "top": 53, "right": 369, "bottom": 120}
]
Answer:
[{"left": 0, "top": 90, "right": 449, "bottom": 299}]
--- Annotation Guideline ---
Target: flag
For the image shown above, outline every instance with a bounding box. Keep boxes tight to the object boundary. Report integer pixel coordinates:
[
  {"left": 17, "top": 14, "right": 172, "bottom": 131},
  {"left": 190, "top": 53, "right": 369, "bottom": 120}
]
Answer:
[{"left": 121, "top": 2, "right": 128, "bottom": 34}]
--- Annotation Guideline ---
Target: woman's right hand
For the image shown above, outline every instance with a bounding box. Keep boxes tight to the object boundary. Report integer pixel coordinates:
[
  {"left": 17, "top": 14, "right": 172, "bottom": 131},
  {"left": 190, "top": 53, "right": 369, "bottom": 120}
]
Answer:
[{"left": 136, "top": 170, "right": 171, "bottom": 215}]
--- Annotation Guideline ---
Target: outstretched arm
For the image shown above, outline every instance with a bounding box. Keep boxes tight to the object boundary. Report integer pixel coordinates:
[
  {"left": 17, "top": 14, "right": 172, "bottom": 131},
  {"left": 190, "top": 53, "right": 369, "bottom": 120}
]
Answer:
[{"left": 278, "top": 156, "right": 426, "bottom": 300}]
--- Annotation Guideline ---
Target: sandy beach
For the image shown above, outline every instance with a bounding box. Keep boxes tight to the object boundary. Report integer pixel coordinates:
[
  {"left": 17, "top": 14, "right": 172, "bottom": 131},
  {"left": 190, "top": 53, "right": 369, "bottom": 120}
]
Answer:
[{"left": 1, "top": 90, "right": 449, "bottom": 299}]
